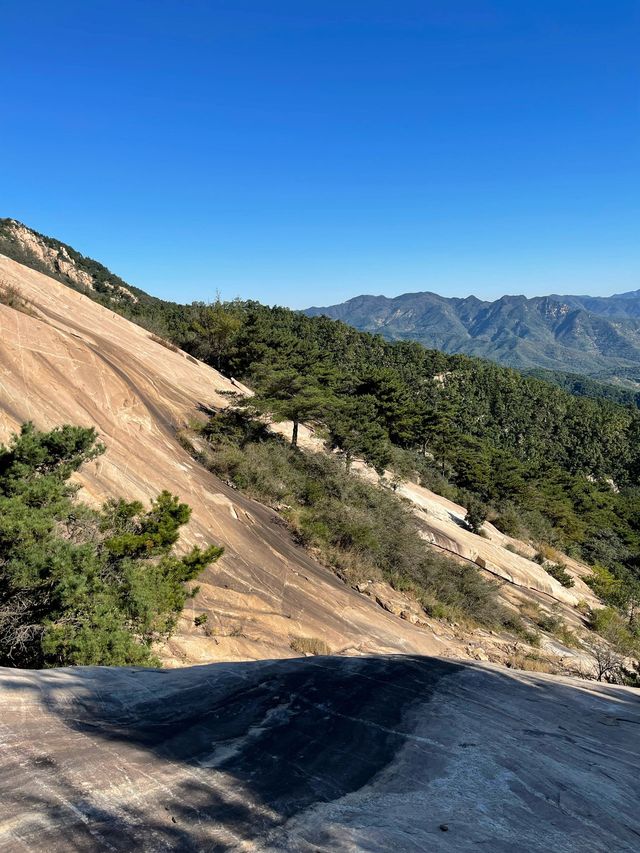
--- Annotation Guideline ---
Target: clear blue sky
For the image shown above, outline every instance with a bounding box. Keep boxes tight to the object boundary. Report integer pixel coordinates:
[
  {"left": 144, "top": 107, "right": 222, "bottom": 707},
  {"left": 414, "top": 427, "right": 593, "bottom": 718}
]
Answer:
[{"left": 1, "top": 1, "right": 638, "bottom": 308}]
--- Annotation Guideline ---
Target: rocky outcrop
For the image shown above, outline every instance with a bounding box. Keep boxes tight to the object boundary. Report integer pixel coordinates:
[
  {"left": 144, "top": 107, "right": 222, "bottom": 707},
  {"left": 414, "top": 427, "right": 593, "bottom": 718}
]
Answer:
[
  {"left": 0, "top": 655, "right": 638, "bottom": 852},
  {"left": 0, "top": 220, "right": 137, "bottom": 302}
]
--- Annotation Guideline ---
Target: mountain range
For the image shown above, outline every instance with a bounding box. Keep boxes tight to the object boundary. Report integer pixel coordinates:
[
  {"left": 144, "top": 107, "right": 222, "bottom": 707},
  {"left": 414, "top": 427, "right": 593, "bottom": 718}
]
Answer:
[{"left": 306, "top": 289, "right": 640, "bottom": 386}]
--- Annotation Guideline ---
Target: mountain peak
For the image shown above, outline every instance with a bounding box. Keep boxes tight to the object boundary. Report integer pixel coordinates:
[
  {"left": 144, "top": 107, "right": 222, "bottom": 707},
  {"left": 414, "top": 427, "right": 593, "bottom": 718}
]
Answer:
[{"left": 304, "top": 288, "right": 640, "bottom": 381}]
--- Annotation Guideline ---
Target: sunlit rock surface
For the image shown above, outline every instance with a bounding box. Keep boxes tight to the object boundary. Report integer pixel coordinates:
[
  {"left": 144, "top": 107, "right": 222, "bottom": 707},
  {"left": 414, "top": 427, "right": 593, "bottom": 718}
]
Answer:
[
  {"left": 0, "top": 253, "right": 446, "bottom": 663},
  {"left": 1, "top": 656, "right": 638, "bottom": 851}
]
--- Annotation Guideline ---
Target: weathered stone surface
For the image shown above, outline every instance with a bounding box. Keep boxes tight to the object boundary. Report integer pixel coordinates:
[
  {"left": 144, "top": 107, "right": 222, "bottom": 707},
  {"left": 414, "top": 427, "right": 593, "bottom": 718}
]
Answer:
[
  {"left": 0, "top": 656, "right": 638, "bottom": 852},
  {"left": 0, "top": 253, "right": 446, "bottom": 664}
]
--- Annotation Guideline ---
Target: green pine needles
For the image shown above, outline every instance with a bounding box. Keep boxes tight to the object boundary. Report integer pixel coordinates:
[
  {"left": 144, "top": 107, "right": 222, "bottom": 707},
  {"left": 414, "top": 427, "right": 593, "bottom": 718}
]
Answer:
[{"left": 0, "top": 422, "right": 223, "bottom": 668}]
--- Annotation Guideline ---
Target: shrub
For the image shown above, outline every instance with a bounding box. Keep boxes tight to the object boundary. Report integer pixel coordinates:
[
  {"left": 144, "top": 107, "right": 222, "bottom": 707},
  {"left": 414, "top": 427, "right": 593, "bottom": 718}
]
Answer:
[
  {"left": 0, "top": 280, "right": 36, "bottom": 316},
  {"left": 544, "top": 562, "right": 575, "bottom": 588},
  {"left": 553, "top": 623, "right": 579, "bottom": 648},
  {"left": 464, "top": 496, "right": 488, "bottom": 534},
  {"left": 150, "top": 333, "right": 179, "bottom": 352},
  {"left": 507, "top": 649, "right": 556, "bottom": 674},
  {"left": 494, "top": 505, "right": 523, "bottom": 538},
  {"left": 585, "top": 564, "right": 622, "bottom": 602},
  {"left": 583, "top": 606, "right": 638, "bottom": 683},
  {"left": 289, "top": 635, "right": 331, "bottom": 656},
  {"left": 505, "top": 543, "right": 530, "bottom": 559},
  {"left": 194, "top": 613, "right": 208, "bottom": 627}
]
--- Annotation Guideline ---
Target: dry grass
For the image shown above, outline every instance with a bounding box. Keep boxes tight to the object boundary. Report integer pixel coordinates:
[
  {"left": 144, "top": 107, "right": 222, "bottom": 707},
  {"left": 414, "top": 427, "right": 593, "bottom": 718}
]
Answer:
[
  {"left": 506, "top": 648, "right": 557, "bottom": 674},
  {"left": 0, "top": 280, "right": 36, "bottom": 316},
  {"left": 149, "top": 333, "right": 179, "bottom": 352},
  {"left": 519, "top": 601, "right": 544, "bottom": 623},
  {"left": 289, "top": 635, "right": 331, "bottom": 656},
  {"left": 536, "top": 542, "right": 563, "bottom": 563},
  {"left": 518, "top": 601, "right": 580, "bottom": 648},
  {"left": 553, "top": 623, "right": 580, "bottom": 648}
]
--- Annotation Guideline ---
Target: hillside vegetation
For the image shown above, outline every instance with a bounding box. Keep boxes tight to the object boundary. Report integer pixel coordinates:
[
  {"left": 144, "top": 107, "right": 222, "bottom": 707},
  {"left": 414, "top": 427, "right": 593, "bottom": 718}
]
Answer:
[
  {"left": 524, "top": 368, "right": 640, "bottom": 409},
  {"left": 3, "top": 221, "right": 640, "bottom": 648},
  {"left": 206, "top": 305, "right": 640, "bottom": 630},
  {"left": 188, "top": 410, "right": 520, "bottom": 631}
]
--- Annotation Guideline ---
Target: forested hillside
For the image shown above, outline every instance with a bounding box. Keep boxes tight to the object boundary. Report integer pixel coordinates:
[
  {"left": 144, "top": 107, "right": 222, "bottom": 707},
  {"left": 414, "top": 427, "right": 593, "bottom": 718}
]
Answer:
[
  {"left": 3, "top": 221, "right": 640, "bottom": 633},
  {"left": 524, "top": 368, "right": 640, "bottom": 409},
  {"left": 305, "top": 290, "right": 640, "bottom": 384}
]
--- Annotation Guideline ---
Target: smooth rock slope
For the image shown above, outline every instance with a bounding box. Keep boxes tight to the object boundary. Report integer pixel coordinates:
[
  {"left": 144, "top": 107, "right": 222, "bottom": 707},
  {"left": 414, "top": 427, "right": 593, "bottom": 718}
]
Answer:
[
  {"left": 0, "top": 252, "right": 445, "bottom": 663},
  {"left": 0, "top": 656, "right": 639, "bottom": 852}
]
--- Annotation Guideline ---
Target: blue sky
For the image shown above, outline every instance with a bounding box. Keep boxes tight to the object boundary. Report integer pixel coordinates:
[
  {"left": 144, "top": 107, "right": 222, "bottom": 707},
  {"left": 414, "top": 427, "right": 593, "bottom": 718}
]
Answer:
[{"left": 1, "top": 1, "right": 638, "bottom": 308}]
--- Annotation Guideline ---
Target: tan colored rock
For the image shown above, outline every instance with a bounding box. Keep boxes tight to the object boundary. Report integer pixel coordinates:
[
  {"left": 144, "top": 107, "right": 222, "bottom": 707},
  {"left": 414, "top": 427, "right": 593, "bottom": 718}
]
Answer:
[
  {"left": 0, "top": 253, "right": 447, "bottom": 665},
  {"left": 1, "top": 219, "right": 136, "bottom": 300}
]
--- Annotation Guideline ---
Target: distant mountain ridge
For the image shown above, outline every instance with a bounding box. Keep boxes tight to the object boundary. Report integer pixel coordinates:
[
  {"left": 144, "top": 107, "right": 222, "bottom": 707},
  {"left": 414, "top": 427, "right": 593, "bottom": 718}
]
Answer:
[{"left": 305, "top": 289, "right": 640, "bottom": 385}]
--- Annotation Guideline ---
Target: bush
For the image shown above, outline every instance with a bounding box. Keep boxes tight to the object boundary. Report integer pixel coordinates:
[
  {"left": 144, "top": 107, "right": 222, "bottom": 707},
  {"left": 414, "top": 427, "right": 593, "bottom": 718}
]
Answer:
[
  {"left": 507, "top": 648, "right": 556, "bottom": 674},
  {"left": 0, "top": 280, "right": 36, "bottom": 316},
  {"left": 289, "top": 635, "right": 331, "bottom": 656},
  {"left": 494, "top": 504, "right": 523, "bottom": 538},
  {"left": 150, "top": 333, "right": 179, "bottom": 352},
  {"left": 544, "top": 562, "right": 575, "bottom": 588},
  {"left": 464, "top": 496, "right": 488, "bottom": 534},
  {"left": 583, "top": 606, "right": 638, "bottom": 683}
]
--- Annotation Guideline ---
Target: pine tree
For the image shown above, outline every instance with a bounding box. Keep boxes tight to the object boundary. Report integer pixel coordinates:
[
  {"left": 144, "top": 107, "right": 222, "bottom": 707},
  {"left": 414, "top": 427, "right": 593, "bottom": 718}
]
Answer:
[
  {"left": 327, "top": 396, "right": 391, "bottom": 474},
  {"left": 0, "top": 423, "right": 223, "bottom": 668}
]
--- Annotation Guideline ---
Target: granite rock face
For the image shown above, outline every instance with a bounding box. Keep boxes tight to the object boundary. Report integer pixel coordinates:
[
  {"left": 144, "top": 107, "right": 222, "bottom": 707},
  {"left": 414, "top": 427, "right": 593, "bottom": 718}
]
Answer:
[
  {"left": 1, "top": 656, "right": 638, "bottom": 852},
  {"left": 0, "top": 252, "right": 445, "bottom": 664}
]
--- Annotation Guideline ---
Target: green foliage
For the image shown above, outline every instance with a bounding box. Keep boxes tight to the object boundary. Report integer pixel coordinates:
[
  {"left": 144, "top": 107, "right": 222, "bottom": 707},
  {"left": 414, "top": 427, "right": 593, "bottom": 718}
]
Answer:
[
  {"left": 327, "top": 396, "right": 391, "bottom": 473},
  {"left": 585, "top": 606, "right": 639, "bottom": 683},
  {"left": 305, "top": 290, "right": 640, "bottom": 384},
  {"left": 464, "top": 495, "right": 488, "bottom": 534},
  {"left": 191, "top": 297, "right": 243, "bottom": 369},
  {"left": 243, "top": 367, "right": 328, "bottom": 447},
  {"left": 197, "top": 411, "right": 519, "bottom": 630},
  {"left": 150, "top": 333, "right": 179, "bottom": 352},
  {"left": 543, "top": 562, "right": 575, "bottom": 588},
  {"left": 0, "top": 423, "right": 223, "bottom": 668},
  {"left": 525, "top": 368, "right": 640, "bottom": 409}
]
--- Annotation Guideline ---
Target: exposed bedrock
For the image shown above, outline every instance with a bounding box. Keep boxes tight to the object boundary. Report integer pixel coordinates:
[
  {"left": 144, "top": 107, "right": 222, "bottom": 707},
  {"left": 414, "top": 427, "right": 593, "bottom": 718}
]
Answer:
[{"left": 1, "top": 655, "right": 639, "bottom": 852}]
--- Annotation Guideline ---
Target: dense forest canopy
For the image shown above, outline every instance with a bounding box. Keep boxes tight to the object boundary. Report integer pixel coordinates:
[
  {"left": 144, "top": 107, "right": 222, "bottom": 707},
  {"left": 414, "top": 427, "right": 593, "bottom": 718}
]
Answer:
[
  {"left": 303, "top": 289, "right": 640, "bottom": 384},
  {"left": 524, "top": 368, "right": 640, "bottom": 409}
]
